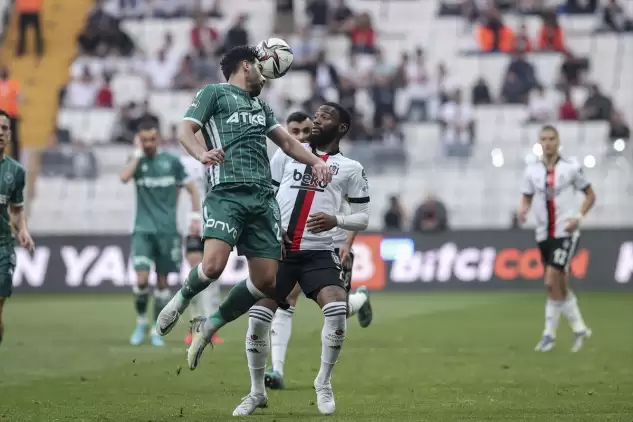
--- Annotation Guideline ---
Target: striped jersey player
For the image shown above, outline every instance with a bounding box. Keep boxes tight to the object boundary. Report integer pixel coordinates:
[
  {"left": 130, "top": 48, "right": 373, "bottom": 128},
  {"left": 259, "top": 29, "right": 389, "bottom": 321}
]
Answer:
[{"left": 519, "top": 125, "right": 596, "bottom": 353}]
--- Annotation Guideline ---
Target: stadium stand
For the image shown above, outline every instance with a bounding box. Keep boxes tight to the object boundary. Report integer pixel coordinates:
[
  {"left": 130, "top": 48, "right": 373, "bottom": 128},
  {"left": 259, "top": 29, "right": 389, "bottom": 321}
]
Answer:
[{"left": 18, "top": 0, "right": 633, "bottom": 233}]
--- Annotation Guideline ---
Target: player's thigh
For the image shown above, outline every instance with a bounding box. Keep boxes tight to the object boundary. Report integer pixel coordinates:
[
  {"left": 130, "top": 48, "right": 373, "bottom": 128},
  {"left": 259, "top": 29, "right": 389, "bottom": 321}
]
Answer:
[
  {"left": 274, "top": 257, "right": 302, "bottom": 301},
  {"left": 131, "top": 233, "right": 155, "bottom": 274},
  {"left": 237, "top": 190, "right": 282, "bottom": 261},
  {"left": 298, "top": 251, "right": 345, "bottom": 302},
  {"left": 155, "top": 234, "right": 182, "bottom": 275},
  {"left": 200, "top": 238, "right": 233, "bottom": 279}
]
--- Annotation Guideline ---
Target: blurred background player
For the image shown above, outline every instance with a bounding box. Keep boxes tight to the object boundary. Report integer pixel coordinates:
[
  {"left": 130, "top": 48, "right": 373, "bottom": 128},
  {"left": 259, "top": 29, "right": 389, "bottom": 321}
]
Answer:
[
  {"left": 233, "top": 103, "right": 370, "bottom": 416},
  {"left": 175, "top": 135, "right": 223, "bottom": 346},
  {"left": 266, "top": 111, "right": 373, "bottom": 390},
  {"left": 120, "top": 121, "right": 202, "bottom": 347},
  {"left": 519, "top": 125, "right": 596, "bottom": 353},
  {"left": 0, "top": 109, "right": 34, "bottom": 346}
]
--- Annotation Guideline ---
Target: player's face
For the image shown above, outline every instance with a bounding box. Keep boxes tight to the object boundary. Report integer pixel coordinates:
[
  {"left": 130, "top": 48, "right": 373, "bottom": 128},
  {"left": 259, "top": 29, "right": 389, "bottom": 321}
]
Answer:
[
  {"left": 245, "top": 60, "right": 266, "bottom": 97},
  {"left": 286, "top": 119, "right": 313, "bottom": 143},
  {"left": 0, "top": 116, "right": 10, "bottom": 151},
  {"left": 309, "top": 106, "right": 347, "bottom": 148},
  {"left": 138, "top": 128, "right": 159, "bottom": 156},
  {"left": 539, "top": 129, "right": 559, "bottom": 157}
]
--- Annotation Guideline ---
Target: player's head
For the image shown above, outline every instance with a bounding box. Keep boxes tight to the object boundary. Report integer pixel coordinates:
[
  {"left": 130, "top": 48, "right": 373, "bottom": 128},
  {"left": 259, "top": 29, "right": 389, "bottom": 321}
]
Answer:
[
  {"left": 286, "top": 111, "right": 312, "bottom": 143},
  {"left": 308, "top": 102, "right": 351, "bottom": 149},
  {"left": 539, "top": 125, "right": 560, "bottom": 158},
  {"left": 137, "top": 120, "right": 160, "bottom": 156},
  {"left": 220, "top": 45, "right": 266, "bottom": 97},
  {"left": 0, "top": 110, "right": 11, "bottom": 152}
]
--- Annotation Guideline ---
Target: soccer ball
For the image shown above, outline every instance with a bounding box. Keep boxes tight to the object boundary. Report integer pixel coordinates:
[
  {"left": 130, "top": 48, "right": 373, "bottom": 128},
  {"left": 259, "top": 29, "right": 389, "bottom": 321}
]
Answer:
[{"left": 257, "top": 38, "right": 294, "bottom": 79}]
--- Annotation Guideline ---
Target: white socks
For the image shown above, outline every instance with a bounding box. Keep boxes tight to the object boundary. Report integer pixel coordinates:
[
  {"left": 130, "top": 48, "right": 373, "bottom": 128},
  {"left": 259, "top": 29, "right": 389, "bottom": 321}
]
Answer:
[
  {"left": 561, "top": 292, "right": 588, "bottom": 333},
  {"left": 270, "top": 306, "right": 294, "bottom": 376},
  {"left": 544, "top": 299, "right": 563, "bottom": 338},
  {"left": 316, "top": 301, "right": 347, "bottom": 386},
  {"left": 347, "top": 291, "right": 368, "bottom": 318},
  {"left": 246, "top": 306, "right": 274, "bottom": 395}
]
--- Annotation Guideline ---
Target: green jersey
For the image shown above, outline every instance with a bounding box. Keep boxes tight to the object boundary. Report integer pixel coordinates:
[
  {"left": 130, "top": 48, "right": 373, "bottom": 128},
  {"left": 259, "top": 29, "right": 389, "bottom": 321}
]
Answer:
[
  {"left": 133, "top": 151, "right": 188, "bottom": 234},
  {"left": 183, "top": 83, "right": 281, "bottom": 189},
  {"left": 0, "top": 156, "right": 25, "bottom": 246}
]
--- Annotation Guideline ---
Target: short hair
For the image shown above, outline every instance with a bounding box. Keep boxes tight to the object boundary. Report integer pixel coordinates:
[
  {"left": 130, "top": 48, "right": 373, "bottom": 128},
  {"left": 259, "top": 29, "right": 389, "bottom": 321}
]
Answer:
[
  {"left": 0, "top": 109, "right": 10, "bottom": 120},
  {"left": 220, "top": 45, "right": 259, "bottom": 81},
  {"left": 323, "top": 102, "right": 352, "bottom": 133},
  {"left": 286, "top": 111, "right": 311, "bottom": 125},
  {"left": 137, "top": 119, "right": 158, "bottom": 132},
  {"left": 540, "top": 124, "right": 559, "bottom": 137}
]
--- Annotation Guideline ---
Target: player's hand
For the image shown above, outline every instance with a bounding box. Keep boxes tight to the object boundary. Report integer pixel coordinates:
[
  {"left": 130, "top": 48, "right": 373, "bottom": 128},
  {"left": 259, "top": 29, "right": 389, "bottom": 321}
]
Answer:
[
  {"left": 306, "top": 213, "right": 337, "bottom": 233},
  {"left": 338, "top": 244, "right": 351, "bottom": 266},
  {"left": 18, "top": 229, "right": 34, "bottom": 252},
  {"left": 281, "top": 229, "right": 291, "bottom": 258},
  {"left": 565, "top": 216, "right": 581, "bottom": 233},
  {"left": 198, "top": 149, "right": 225, "bottom": 165},
  {"left": 312, "top": 161, "right": 331, "bottom": 184},
  {"left": 517, "top": 208, "right": 528, "bottom": 225},
  {"left": 188, "top": 219, "right": 201, "bottom": 236}
]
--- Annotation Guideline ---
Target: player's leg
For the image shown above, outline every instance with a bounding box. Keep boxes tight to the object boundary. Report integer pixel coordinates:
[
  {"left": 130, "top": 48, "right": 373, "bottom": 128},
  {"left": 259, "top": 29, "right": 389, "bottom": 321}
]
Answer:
[
  {"left": 535, "top": 240, "right": 562, "bottom": 351},
  {"left": 339, "top": 251, "right": 373, "bottom": 327},
  {"left": 150, "top": 235, "right": 182, "bottom": 346},
  {"left": 130, "top": 233, "right": 153, "bottom": 345},
  {"left": 0, "top": 250, "right": 14, "bottom": 346},
  {"left": 266, "top": 283, "right": 301, "bottom": 389},
  {"left": 0, "top": 297, "right": 5, "bottom": 346}
]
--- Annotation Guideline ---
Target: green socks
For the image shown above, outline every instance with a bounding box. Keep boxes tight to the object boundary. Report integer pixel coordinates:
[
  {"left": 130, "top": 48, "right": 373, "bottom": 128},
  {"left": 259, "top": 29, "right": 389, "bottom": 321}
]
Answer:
[
  {"left": 180, "top": 264, "right": 213, "bottom": 300},
  {"left": 206, "top": 278, "right": 264, "bottom": 333}
]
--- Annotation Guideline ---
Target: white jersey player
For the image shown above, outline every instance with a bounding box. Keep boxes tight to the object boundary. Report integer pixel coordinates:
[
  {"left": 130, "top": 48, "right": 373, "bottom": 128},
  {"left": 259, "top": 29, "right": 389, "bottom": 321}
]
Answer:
[
  {"left": 177, "top": 148, "right": 223, "bottom": 346},
  {"left": 518, "top": 125, "right": 596, "bottom": 353},
  {"left": 233, "top": 104, "right": 370, "bottom": 417}
]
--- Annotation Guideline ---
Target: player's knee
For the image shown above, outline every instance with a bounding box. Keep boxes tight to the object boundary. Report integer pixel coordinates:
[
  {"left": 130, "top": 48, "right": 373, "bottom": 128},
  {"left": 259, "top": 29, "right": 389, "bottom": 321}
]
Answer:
[
  {"left": 156, "top": 274, "right": 168, "bottom": 290},
  {"left": 200, "top": 254, "right": 229, "bottom": 280},
  {"left": 136, "top": 271, "right": 150, "bottom": 287},
  {"left": 255, "top": 298, "right": 278, "bottom": 312},
  {"left": 316, "top": 285, "right": 347, "bottom": 308}
]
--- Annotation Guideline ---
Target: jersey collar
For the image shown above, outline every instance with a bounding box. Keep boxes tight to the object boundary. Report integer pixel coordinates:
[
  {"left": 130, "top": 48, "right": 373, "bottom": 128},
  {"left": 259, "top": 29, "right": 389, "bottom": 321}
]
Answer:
[{"left": 542, "top": 155, "right": 561, "bottom": 169}]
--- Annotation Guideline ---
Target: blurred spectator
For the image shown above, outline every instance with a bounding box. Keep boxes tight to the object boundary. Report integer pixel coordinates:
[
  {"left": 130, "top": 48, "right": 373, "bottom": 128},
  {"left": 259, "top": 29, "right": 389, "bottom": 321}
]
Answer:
[
  {"left": 338, "top": 53, "right": 368, "bottom": 87},
  {"left": 557, "top": 50, "right": 587, "bottom": 89},
  {"left": 77, "top": 16, "right": 134, "bottom": 57},
  {"left": 514, "top": 23, "right": 533, "bottom": 53},
  {"left": 87, "top": 0, "right": 115, "bottom": 27},
  {"left": 501, "top": 71, "right": 528, "bottom": 104},
  {"left": 506, "top": 51, "right": 537, "bottom": 92},
  {"left": 412, "top": 194, "right": 449, "bottom": 233},
  {"left": 95, "top": 74, "right": 114, "bottom": 108},
  {"left": 371, "top": 76, "right": 397, "bottom": 129},
  {"left": 350, "top": 12, "right": 376, "bottom": 55},
  {"left": 63, "top": 67, "right": 99, "bottom": 108},
  {"left": 146, "top": 49, "right": 178, "bottom": 90},
  {"left": 302, "top": 76, "right": 327, "bottom": 113},
  {"left": 375, "top": 114, "right": 404, "bottom": 147},
  {"left": 330, "top": 0, "right": 355, "bottom": 33},
  {"left": 528, "top": 85, "right": 554, "bottom": 122},
  {"left": 191, "top": 13, "right": 219, "bottom": 54},
  {"left": 440, "top": 89, "right": 474, "bottom": 156},
  {"left": 337, "top": 77, "right": 357, "bottom": 115},
  {"left": 173, "top": 55, "right": 200, "bottom": 90},
  {"left": 371, "top": 49, "right": 397, "bottom": 81},
  {"left": 461, "top": 0, "right": 486, "bottom": 28},
  {"left": 77, "top": 24, "right": 105, "bottom": 56},
  {"left": 580, "top": 84, "right": 613, "bottom": 120},
  {"left": 406, "top": 48, "right": 430, "bottom": 121},
  {"left": 431, "top": 62, "right": 458, "bottom": 106},
  {"left": 476, "top": 7, "right": 515, "bottom": 53},
  {"left": 0, "top": 66, "right": 22, "bottom": 161},
  {"left": 275, "top": 0, "right": 296, "bottom": 36},
  {"left": 106, "top": 18, "right": 135, "bottom": 56},
  {"left": 308, "top": 51, "right": 340, "bottom": 94},
  {"left": 564, "top": 0, "right": 598, "bottom": 14},
  {"left": 559, "top": 90, "right": 578, "bottom": 120},
  {"left": 16, "top": 0, "right": 44, "bottom": 57},
  {"left": 193, "top": 48, "right": 219, "bottom": 84},
  {"left": 608, "top": 111, "right": 630, "bottom": 145},
  {"left": 221, "top": 14, "right": 249, "bottom": 53},
  {"left": 601, "top": 0, "right": 633, "bottom": 32},
  {"left": 152, "top": 0, "right": 193, "bottom": 18},
  {"left": 306, "top": 0, "right": 329, "bottom": 31},
  {"left": 538, "top": 10, "right": 565, "bottom": 52},
  {"left": 290, "top": 27, "right": 320, "bottom": 71},
  {"left": 471, "top": 77, "right": 492, "bottom": 105},
  {"left": 383, "top": 195, "right": 405, "bottom": 231}
]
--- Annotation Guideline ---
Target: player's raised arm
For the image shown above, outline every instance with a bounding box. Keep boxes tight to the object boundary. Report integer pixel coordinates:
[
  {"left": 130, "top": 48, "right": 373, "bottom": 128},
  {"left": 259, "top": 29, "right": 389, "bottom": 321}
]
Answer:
[
  {"left": 8, "top": 167, "right": 33, "bottom": 251},
  {"left": 518, "top": 166, "right": 535, "bottom": 224},
  {"left": 268, "top": 126, "right": 331, "bottom": 183},
  {"left": 181, "top": 85, "right": 225, "bottom": 165}
]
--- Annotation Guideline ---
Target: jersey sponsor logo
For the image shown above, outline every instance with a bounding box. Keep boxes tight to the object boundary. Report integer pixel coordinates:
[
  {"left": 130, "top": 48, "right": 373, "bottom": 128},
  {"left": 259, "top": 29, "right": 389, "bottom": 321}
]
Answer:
[
  {"left": 205, "top": 218, "right": 238, "bottom": 239},
  {"left": 226, "top": 111, "right": 266, "bottom": 126},
  {"left": 329, "top": 163, "right": 339, "bottom": 175},
  {"left": 4, "top": 172, "right": 14, "bottom": 184},
  {"left": 291, "top": 168, "right": 328, "bottom": 191},
  {"left": 136, "top": 176, "right": 177, "bottom": 188}
]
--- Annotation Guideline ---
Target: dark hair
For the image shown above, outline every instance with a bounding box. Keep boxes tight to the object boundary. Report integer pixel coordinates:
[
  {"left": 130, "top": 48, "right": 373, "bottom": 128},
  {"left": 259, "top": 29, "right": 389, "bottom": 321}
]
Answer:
[
  {"left": 540, "top": 124, "right": 559, "bottom": 137},
  {"left": 286, "top": 111, "right": 311, "bottom": 125},
  {"left": 220, "top": 45, "right": 259, "bottom": 81},
  {"left": 0, "top": 109, "right": 10, "bottom": 120},
  {"left": 137, "top": 119, "right": 158, "bottom": 132},
  {"left": 323, "top": 102, "right": 352, "bottom": 132}
]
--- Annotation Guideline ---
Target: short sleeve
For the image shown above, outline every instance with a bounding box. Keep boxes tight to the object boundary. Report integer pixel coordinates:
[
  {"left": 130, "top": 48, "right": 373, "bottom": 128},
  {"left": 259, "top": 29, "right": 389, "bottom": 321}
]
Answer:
[
  {"left": 9, "top": 167, "right": 25, "bottom": 206},
  {"left": 262, "top": 101, "right": 281, "bottom": 134},
  {"left": 521, "top": 167, "right": 535, "bottom": 196},
  {"left": 572, "top": 164, "right": 590, "bottom": 191},
  {"left": 347, "top": 164, "right": 370, "bottom": 204},
  {"left": 184, "top": 84, "right": 218, "bottom": 127},
  {"left": 173, "top": 157, "right": 189, "bottom": 185},
  {"left": 269, "top": 149, "right": 287, "bottom": 187}
]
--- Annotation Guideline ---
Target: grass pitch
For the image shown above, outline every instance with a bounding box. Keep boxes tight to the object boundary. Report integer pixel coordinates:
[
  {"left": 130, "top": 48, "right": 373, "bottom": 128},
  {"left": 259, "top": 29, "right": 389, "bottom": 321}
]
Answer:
[{"left": 0, "top": 292, "right": 632, "bottom": 421}]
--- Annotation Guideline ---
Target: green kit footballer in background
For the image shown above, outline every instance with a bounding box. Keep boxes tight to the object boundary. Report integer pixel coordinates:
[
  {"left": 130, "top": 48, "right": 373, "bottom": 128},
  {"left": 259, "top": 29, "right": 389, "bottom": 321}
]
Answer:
[
  {"left": 120, "top": 120, "right": 202, "bottom": 347},
  {"left": 0, "top": 109, "right": 34, "bottom": 346},
  {"left": 156, "top": 45, "right": 331, "bottom": 370}
]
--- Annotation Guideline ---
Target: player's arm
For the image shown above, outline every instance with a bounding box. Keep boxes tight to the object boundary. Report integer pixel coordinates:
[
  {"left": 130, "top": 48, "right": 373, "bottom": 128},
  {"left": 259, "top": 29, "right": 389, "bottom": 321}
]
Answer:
[
  {"left": 567, "top": 165, "right": 595, "bottom": 231},
  {"left": 175, "top": 158, "right": 202, "bottom": 234},
  {"left": 518, "top": 167, "right": 535, "bottom": 224},
  {"left": 181, "top": 85, "right": 225, "bottom": 165},
  {"left": 9, "top": 169, "right": 34, "bottom": 251},
  {"left": 269, "top": 148, "right": 287, "bottom": 194},
  {"left": 120, "top": 152, "right": 142, "bottom": 184}
]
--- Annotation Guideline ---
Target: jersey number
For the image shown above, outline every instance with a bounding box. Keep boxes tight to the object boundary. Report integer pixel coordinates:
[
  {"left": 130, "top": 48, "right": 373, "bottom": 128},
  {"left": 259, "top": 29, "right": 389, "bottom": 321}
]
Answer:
[
  {"left": 274, "top": 222, "right": 282, "bottom": 242},
  {"left": 552, "top": 248, "right": 568, "bottom": 266}
]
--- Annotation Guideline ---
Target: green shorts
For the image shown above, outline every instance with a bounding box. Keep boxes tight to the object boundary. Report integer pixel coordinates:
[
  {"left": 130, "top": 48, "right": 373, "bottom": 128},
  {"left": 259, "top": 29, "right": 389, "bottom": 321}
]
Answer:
[
  {"left": 203, "top": 183, "right": 282, "bottom": 260},
  {"left": 131, "top": 233, "right": 182, "bottom": 274},
  {"left": 0, "top": 245, "right": 16, "bottom": 298}
]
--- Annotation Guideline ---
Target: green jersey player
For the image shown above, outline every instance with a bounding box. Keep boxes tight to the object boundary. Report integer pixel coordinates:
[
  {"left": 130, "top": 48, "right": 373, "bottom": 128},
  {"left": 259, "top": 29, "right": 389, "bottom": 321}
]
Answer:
[
  {"left": 156, "top": 46, "right": 330, "bottom": 370},
  {"left": 0, "top": 109, "right": 34, "bottom": 346},
  {"left": 120, "top": 121, "right": 202, "bottom": 347}
]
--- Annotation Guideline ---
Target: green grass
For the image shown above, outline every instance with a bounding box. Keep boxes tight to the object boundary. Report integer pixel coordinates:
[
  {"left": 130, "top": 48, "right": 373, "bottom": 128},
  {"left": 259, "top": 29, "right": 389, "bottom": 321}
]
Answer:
[{"left": 0, "top": 292, "right": 632, "bottom": 421}]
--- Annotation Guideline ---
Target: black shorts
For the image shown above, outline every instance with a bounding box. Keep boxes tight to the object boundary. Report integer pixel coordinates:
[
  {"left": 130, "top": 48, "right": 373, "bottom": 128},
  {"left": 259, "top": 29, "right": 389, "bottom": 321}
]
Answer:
[
  {"left": 538, "top": 236, "right": 580, "bottom": 272},
  {"left": 276, "top": 250, "right": 343, "bottom": 300},
  {"left": 185, "top": 235, "right": 204, "bottom": 254},
  {"left": 334, "top": 248, "right": 354, "bottom": 292}
]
